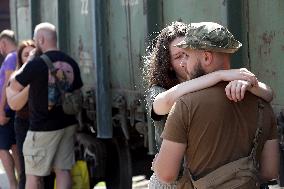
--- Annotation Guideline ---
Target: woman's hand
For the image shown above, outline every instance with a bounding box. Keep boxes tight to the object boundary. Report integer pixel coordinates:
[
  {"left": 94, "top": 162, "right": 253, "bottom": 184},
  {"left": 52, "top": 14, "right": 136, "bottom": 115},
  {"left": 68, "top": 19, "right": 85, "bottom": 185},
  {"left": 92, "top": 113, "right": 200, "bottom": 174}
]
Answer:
[
  {"left": 225, "top": 80, "right": 253, "bottom": 102},
  {"left": 219, "top": 68, "right": 258, "bottom": 86}
]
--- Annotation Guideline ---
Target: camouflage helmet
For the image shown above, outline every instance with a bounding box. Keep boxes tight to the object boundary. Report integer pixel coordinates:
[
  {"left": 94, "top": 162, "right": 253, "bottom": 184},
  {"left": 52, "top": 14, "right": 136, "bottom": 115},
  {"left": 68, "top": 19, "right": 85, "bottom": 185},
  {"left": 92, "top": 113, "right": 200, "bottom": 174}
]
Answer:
[{"left": 176, "top": 22, "right": 242, "bottom": 53}]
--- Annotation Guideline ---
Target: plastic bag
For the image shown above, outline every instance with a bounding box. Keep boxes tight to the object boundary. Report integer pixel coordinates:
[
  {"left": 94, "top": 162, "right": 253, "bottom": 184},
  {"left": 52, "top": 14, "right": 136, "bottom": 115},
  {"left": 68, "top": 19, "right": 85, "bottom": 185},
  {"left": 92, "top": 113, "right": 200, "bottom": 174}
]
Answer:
[{"left": 54, "top": 160, "right": 90, "bottom": 189}]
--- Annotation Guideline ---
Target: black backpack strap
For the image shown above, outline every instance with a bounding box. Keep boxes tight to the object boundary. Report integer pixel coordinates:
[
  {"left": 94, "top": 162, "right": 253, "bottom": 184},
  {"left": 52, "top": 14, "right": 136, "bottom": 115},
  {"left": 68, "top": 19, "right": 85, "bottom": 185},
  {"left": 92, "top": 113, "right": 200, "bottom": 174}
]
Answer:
[
  {"left": 40, "top": 54, "right": 57, "bottom": 76},
  {"left": 40, "top": 54, "right": 65, "bottom": 94}
]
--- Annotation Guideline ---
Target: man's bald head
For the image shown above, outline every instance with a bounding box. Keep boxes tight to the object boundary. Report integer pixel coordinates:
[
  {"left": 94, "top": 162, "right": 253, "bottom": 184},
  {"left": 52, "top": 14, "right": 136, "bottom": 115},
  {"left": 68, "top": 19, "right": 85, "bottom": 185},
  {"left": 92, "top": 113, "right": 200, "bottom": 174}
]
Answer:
[
  {"left": 33, "top": 22, "right": 58, "bottom": 53},
  {"left": 34, "top": 22, "right": 57, "bottom": 41}
]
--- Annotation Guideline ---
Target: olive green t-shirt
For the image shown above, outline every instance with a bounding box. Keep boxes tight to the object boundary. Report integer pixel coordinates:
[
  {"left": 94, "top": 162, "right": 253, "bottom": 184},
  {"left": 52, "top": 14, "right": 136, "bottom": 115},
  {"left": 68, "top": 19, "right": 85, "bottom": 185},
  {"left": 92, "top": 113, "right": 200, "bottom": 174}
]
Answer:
[{"left": 162, "top": 82, "right": 277, "bottom": 178}]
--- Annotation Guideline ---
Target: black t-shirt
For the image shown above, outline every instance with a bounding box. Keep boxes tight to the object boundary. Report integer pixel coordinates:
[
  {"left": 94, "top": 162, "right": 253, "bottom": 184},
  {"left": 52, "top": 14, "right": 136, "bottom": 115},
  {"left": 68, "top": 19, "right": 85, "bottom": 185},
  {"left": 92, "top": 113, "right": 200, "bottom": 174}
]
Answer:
[{"left": 15, "top": 50, "right": 83, "bottom": 131}]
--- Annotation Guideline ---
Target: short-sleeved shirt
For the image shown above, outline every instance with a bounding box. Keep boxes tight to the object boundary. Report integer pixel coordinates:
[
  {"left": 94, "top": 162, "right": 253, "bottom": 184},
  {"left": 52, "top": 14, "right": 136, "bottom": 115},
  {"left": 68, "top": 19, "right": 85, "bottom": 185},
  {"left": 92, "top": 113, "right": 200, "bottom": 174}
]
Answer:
[
  {"left": 146, "top": 85, "right": 167, "bottom": 151},
  {"left": 162, "top": 82, "right": 277, "bottom": 178},
  {"left": 0, "top": 51, "right": 17, "bottom": 114},
  {"left": 15, "top": 50, "right": 83, "bottom": 131}
]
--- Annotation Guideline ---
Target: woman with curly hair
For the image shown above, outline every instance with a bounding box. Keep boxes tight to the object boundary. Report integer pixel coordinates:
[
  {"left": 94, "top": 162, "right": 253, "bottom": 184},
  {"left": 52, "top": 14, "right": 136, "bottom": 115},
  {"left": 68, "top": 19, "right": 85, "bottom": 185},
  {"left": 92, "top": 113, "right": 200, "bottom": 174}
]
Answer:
[{"left": 144, "top": 21, "right": 273, "bottom": 188}]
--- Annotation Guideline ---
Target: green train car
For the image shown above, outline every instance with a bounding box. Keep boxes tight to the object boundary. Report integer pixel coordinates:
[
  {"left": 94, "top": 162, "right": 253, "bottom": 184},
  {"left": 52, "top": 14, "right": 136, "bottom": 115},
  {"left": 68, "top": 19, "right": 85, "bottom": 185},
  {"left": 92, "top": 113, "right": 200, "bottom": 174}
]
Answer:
[{"left": 10, "top": 0, "right": 284, "bottom": 188}]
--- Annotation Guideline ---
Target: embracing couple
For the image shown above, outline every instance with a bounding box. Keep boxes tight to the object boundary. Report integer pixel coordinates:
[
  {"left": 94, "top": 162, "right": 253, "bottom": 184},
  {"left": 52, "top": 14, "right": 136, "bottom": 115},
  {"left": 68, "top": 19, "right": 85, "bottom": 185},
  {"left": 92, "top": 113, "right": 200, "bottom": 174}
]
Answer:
[{"left": 145, "top": 22, "right": 279, "bottom": 189}]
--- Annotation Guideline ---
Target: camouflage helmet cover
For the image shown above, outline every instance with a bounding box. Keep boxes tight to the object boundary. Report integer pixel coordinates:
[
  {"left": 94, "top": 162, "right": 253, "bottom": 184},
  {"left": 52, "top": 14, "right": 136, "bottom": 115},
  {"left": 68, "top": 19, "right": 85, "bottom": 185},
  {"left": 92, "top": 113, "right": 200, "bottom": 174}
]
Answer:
[{"left": 176, "top": 22, "right": 242, "bottom": 53}]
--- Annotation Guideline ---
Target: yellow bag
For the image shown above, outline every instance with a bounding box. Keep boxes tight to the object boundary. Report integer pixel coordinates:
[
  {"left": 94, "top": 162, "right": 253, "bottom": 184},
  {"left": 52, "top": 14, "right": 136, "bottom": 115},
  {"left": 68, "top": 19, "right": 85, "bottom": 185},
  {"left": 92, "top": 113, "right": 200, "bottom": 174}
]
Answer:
[{"left": 54, "top": 160, "right": 90, "bottom": 189}]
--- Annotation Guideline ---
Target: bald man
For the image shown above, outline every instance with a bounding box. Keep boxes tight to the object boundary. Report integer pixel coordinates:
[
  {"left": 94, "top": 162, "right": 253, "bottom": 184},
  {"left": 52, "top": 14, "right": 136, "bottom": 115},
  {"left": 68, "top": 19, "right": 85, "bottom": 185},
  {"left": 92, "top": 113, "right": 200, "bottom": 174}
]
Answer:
[{"left": 8, "top": 22, "right": 83, "bottom": 189}]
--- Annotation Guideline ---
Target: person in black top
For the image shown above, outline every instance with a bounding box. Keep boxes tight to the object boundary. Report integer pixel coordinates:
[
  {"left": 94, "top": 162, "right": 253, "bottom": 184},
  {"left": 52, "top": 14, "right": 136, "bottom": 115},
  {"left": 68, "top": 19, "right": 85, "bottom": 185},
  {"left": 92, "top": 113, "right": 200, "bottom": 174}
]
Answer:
[
  {"left": 7, "top": 39, "right": 35, "bottom": 189},
  {"left": 8, "top": 22, "right": 83, "bottom": 189}
]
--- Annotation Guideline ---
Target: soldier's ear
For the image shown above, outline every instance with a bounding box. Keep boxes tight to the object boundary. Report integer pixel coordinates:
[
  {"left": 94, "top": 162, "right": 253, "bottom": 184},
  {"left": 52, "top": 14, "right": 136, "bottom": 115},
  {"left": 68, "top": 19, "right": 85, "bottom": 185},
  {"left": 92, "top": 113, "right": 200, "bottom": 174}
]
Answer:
[{"left": 203, "top": 51, "right": 213, "bottom": 66}]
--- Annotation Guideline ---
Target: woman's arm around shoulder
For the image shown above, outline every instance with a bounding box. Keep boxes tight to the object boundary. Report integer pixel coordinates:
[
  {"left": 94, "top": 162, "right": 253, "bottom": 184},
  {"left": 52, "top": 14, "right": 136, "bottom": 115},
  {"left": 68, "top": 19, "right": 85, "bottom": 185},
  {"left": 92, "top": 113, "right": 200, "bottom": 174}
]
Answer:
[{"left": 153, "top": 68, "right": 256, "bottom": 115}]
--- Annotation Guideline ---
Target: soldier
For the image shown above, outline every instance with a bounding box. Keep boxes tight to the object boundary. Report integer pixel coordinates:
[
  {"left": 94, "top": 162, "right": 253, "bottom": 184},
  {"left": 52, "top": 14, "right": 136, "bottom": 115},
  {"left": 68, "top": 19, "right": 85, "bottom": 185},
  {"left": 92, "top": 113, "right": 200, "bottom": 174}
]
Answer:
[{"left": 152, "top": 22, "right": 279, "bottom": 188}]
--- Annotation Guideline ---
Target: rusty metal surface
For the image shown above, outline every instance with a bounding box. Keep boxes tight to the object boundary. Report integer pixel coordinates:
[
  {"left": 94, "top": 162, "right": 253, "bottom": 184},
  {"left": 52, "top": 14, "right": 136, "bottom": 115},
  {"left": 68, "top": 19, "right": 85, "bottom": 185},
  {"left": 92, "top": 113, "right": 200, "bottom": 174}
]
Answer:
[
  {"left": 246, "top": 0, "right": 284, "bottom": 112},
  {"left": 106, "top": 0, "right": 147, "bottom": 111},
  {"left": 108, "top": 0, "right": 146, "bottom": 93},
  {"left": 39, "top": 0, "right": 58, "bottom": 28},
  {"left": 67, "top": 0, "right": 95, "bottom": 90},
  {"left": 9, "top": 0, "right": 32, "bottom": 41},
  {"left": 161, "top": 0, "right": 228, "bottom": 26}
]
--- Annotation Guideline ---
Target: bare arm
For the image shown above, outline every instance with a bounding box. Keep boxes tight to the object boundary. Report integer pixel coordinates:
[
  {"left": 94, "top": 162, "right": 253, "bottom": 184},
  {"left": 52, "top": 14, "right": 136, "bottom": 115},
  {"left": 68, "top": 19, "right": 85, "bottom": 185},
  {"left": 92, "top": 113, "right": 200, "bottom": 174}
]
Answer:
[
  {"left": 225, "top": 80, "right": 273, "bottom": 102},
  {"left": 6, "top": 85, "right": 29, "bottom": 111},
  {"left": 153, "top": 139, "right": 186, "bottom": 184},
  {"left": 153, "top": 68, "right": 256, "bottom": 115},
  {"left": 8, "top": 71, "right": 25, "bottom": 101},
  {"left": 259, "top": 139, "right": 279, "bottom": 181},
  {"left": 0, "top": 70, "right": 14, "bottom": 125},
  {"left": 249, "top": 82, "right": 273, "bottom": 102},
  {"left": 6, "top": 55, "right": 35, "bottom": 110}
]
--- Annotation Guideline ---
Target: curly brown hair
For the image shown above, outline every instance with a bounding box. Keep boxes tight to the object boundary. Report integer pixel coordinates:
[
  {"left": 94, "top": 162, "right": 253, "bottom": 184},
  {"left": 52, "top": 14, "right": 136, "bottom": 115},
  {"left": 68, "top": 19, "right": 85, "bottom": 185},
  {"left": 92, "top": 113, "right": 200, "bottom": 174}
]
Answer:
[{"left": 143, "top": 21, "right": 187, "bottom": 89}]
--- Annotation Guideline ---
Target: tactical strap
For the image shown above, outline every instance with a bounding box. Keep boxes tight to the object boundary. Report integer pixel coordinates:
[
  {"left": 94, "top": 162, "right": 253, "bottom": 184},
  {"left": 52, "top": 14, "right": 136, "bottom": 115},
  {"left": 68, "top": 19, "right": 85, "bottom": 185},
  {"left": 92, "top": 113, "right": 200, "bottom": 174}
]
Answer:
[{"left": 250, "top": 99, "right": 265, "bottom": 169}]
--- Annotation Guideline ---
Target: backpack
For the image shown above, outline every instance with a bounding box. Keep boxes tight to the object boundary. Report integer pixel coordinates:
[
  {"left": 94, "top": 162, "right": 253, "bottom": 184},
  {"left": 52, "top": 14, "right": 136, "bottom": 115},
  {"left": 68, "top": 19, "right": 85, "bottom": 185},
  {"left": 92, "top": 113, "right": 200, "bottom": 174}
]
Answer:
[{"left": 41, "top": 54, "right": 83, "bottom": 115}]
